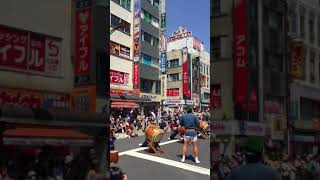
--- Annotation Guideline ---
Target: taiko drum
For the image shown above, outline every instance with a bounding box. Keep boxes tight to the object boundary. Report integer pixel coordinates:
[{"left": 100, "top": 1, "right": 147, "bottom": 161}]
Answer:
[{"left": 145, "top": 125, "right": 164, "bottom": 143}]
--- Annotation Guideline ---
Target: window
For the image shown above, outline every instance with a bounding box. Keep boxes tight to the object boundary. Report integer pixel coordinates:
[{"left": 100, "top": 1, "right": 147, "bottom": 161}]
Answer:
[
  {"left": 110, "top": 41, "right": 130, "bottom": 59},
  {"left": 141, "top": 79, "right": 153, "bottom": 93},
  {"left": 110, "top": 14, "right": 130, "bottom": 34},
  {"left": 142, "top": 9, "right": 158, "bottom": 28},
  {"left": 142, "top": 54, "right": 151, "bottom": 65},
  {"left": 289, "top": 14, "right": 297, "bottom": 35},
  {"left": 168, "top": 73, "right": 180, "bottom": 81},
  {"left": 212, "top": 0, "right": 221, "bottom": 17},
  {"left": 300, "top": 10, "right": 305, "bottom": 38},
  {"left": 310, "top": 51, "right": 315, "bottom": 83},
  {"left": 112, "top": 0, "right": 131, "bottom": 11},
  {"left": 142, "top": 31, "right": 152, "bottom": 43},
  {"left": 153, "top": 0, "right": 159, "bottom": 8},
  {"left": 309, "top": 15, "right": 315, "bottom": 43},
  {"left": 212, "top": 37, "right": 221, "bottom": 59},
  {"left": 168, "top": 59, "right": 179, "bottom": 68},
  {"left": 151, "top": 37, "right": 159, "bottom": 47}
]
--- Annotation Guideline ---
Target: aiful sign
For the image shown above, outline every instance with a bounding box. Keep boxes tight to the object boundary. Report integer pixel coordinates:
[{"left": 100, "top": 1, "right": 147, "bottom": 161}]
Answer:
[
  {"left": 110, "top": 70, "right": 129, "bottom": 86},
  {"left": 167, "top": 28, "right": 192, "bottom": 43}
]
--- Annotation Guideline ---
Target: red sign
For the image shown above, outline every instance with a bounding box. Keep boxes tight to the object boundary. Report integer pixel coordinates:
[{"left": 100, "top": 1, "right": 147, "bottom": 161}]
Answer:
[
  {"left": 211, "top": 84, "right": 221, "bottom": 109},
  {"left": 234, "top": 0, "right": 248, "bottom": 107},
  {"left": 110, "top": 89, "right": 132, "bottom": 96},
  {"left": 0, "top": 89, "right": 42, "bottom": 108},
  {"left": 0, "top": 26, "right": 62, "bottom": 76},
  {"left": 133, "top": 64, "right": 139, "bottom": 86},
  {"left": 167, "top": 88, "right": 179, "bottom": 96},
  {"left": 167, "top": 28, "right": 192, "bottom": 42},
  {"left": 0, "top": 26, "right": 28, "bottom": 70},
  {"left": 193, "top": 39, "right": 201, "bottom": 50},
  {"left": 75, "top": 7, "right": 91, "bottom": 75},
  {"left": 182, "top": 48, "right": 190, "bottom": 97},
  {"left": 29, "top": 34, "right": 45, "bottom": 72},
  {"left": 242, "top": 89, "right": 257, "bottom": 111},
  {"left": 110, "top": 70, "right": 129, "bottom": 85}
]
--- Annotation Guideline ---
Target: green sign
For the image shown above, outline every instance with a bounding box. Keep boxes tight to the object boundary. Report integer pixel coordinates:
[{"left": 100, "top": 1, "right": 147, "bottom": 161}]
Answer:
[{"left": 161, "top": 13, "right": 166, "bottom": 30}]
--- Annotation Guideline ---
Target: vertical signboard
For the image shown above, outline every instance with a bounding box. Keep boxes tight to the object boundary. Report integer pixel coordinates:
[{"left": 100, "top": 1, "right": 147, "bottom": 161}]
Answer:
[
  {"left": 161, "top": 13, "right": 166, "bottom": 31},
  {"left": 133, "top": 0, "right": 141, "bottom": 95},
  {"left": 182, "top": 48, "right": 190, "bottom": 98},
  {"left": 159, "top": 33, "right": 166, "bottom": 52},
  {"left": 75, "top": 0, "right": 92, "bottom": 84},
  {"left": 234, "top": 0, "right": 248, "bottom": 109},
  {"left": 290, "top": 44, "right": 305, "bottom": 80},
  {"left": 160, "top": 74, "right": 167, "bottom": 98},
  {"left": 160, "top": 53, "right": 166, "bottom": 73}
]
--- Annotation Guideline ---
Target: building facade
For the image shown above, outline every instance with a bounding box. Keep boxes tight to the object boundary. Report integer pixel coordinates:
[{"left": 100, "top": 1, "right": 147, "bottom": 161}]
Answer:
[
  {"left": 165, "top": 27, "right": 210, "bottom": 111},
  {"left": 211, "top": 0, "right": 287, "bottom": 152},
  {"left": 287, "top": 0, "right": 320, "bottom": 154}
]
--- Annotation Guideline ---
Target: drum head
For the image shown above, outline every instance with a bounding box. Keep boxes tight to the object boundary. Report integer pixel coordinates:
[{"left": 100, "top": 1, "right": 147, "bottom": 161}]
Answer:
[{"left": 153, "top": 131, "right": 164, "bottom": 143}]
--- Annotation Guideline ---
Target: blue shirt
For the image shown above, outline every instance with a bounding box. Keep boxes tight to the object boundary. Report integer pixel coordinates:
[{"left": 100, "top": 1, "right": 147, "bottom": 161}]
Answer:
[{"left": 180, "top": 113, "right": 200, "bottom": 129}]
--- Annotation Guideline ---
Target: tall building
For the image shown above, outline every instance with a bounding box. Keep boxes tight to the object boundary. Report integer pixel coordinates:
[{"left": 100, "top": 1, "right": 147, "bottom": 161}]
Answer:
[
  {"left": 164, "top": 27, "right": 210, "bottom": 111},
  {"left": 110, "top": 0, "right": 165, "bottom": 114},
  {"left": 211, "top": 0, "right": 287, "bottom": 151},
  {"left": 287, "top": 0, "right": 320, "bottom": 154},
  {"left": 0, "top": 0, "right": 106, "bottom": 175}
]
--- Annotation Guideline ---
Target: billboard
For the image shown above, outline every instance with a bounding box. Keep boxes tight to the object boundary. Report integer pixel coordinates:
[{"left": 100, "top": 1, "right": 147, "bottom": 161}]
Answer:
[
  {"left": 290, "top": 45, "right": 304, "bottom": 80},
  {"left": 110, "top": 69, "right": 130, "bottom": 85},
  {"left": 182, "top": 48, "right": 190, "bottom": 98},
  {"left": 193, "top": 39, "right": 202, "bottom": 51},
  {"left": 160, "top": 53, "right": 166, "bottom": 73},
  {"left": 167, "top": 28, "right": 192, "bottom": 43},
  {"left": 133, "top": 0, "right": 141, "bottom": 91},
  {"left": 167, "top": 88, "right": 179, "bottom": 96},
  {"left": 0, "top": 25, "right": 62, "bottom": 77},
  {"left": 234, "top": 0, "right": 248, "bottom": 108},
  {"left": 75, "top": 0, "right": 92, "bottom": 82},
  {"left": 110, "top": 41, "right": 130, "bottom": 59}
]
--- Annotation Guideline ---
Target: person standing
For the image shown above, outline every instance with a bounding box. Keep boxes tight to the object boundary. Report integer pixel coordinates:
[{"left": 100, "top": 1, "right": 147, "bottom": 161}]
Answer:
[{"left": 180, "top": 107, "right": 200, "bottom": 164}]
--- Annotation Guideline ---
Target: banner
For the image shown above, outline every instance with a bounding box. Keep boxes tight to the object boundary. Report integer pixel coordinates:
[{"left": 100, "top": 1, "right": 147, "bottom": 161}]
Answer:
[
  {"left": 160, "top": 53, "right": 166, "bottom": 73},
  {"left": 110, "top": 69, "right": 129, "bottom": 85},
  {"left": 0, "top": 25, "right": 62, "bottom": 76},
  {"left": 110, "top": 41, "right": 130, "bottom": 59},
  {"left": 234, "top": 0, "right": 248, "bottom": 108},
  {"left": 167, "top": 88, "right": 179, "bottom": 96},
  {"left": 182, "top": 48, "right": 190, "bottom": 98},
  {"left": 290, "top": 45, "right": 304, "bottom": 80},
  {"left": 0, "top": 87, "right": 71, "bottom": 110},
  {"left": 211, "top": 84, "right": 221, "bottom": 109},
  {"left": 75, "top": 0, "right": 92, "bottom": 82},
  {"left": 133, "top": 0, "right": 141, "bottom": 90}
]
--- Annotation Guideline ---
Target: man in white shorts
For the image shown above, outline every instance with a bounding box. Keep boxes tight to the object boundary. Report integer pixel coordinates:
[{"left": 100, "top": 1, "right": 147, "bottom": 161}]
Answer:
[{"left": 180, "top": 106, "right": 200, "bottom": 164}]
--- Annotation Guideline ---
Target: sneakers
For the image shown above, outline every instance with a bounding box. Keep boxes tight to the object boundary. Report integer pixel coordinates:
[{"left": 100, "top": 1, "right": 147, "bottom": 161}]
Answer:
[
  {"left": 181, "top": 156, "right": 185, "bottom": 163},
  {"left": 195, "top": 157, "right": 200, "bottom": 164},
  {"left": 138, "top": 143, "right": 142, "bottom": 146}
]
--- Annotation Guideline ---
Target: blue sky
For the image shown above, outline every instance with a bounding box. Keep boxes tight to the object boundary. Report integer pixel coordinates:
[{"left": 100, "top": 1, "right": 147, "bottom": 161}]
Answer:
[{"left": 166, "top": 0, "right": 210, "bottom": 50}]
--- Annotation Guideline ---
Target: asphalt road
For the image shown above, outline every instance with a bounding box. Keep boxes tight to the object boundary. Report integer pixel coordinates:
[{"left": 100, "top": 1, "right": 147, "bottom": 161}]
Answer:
[{"left": 112, "top": 132, "right": 210, "bottom": 180}]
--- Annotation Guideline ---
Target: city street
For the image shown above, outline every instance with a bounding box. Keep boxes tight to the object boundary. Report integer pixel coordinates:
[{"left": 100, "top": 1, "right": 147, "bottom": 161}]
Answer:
[{"left": 114, "top": 133, "right": 210, "bottom": 180}]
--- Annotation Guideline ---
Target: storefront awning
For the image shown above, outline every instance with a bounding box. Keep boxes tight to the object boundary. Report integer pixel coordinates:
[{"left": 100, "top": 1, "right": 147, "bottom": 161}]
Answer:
[
  {"left": 110, "top": 95, "right": 151, "bottom": 102},
  {"left": 111, "top": 102, "right": 139, "bottom": 108},
  {"left": 3, "top": 127, "right": 93, "bottom": 146}
]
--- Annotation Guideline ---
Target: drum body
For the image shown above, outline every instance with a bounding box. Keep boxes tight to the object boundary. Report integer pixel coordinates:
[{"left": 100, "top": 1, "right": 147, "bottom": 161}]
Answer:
[
  {"left": 110, "top": 150, "right": 119, "bottom": 164},
  {"left": 199, "top": 120, "right": 209, "bottom": 132},
  {"left": 145, "top": 125, "right": 164, "bottom": 143},
  {"left": 179, "top": 126, "right": 185, "bottom": 135}
]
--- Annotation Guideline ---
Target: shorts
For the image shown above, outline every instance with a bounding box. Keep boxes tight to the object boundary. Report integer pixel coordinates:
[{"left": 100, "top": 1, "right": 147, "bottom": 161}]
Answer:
[{"left": 184, "top": 129, "right": 197, "bottom": 142}]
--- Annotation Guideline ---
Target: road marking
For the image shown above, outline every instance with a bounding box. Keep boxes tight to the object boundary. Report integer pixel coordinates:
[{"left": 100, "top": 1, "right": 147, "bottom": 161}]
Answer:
[
  {"left": 125, "top": 151, "right": 210, "bottom": 176},
  {"left": 119, "top": 139, "right": 180, "bottom": 156}
]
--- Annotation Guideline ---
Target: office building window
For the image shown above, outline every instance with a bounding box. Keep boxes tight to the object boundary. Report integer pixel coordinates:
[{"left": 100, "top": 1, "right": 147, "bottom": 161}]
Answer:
[
  {"left": 168, "top": 73, "right": 180, "bottom": 81},
  {"left": 110, "top": 14, "right": 131, "bottom": 34},
  {"left": 212, "top": 0, "right": 221, "bottom": 17},
  {"left": 289, "top": 14, "right": 297, "bottom": 35},
  {"left": 142, "top": 9, "right": 159, "bottom": 28},
  {"left": 168, "top": 59, "right": 179, "bottom": 68},
  {"left": 141, "top": 79, "right": 153, "bottom": 93},
  {"left": 142, "top": 54, "right": 152, "bottom": 65},
  {"left": 112, "top": 0, "right": 131, "bottom": 11},
  {"left": 309, "top": 15, "right": 315, "bottom": 44},
  {"left": 212, "top": 37, "right": 221, "bottom": 59},
  {"left": 310, "top": 51, "right": 315, "bottom": 83},
  {"left": 142, "top": 31, "right": 152, "bottom": 43},
  {"left": 153, "top": 0, "right": 159, "bottom": 8}
]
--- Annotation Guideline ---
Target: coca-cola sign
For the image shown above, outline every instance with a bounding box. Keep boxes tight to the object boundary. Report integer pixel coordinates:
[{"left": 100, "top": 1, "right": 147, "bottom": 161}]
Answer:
[{"left": 110, "top": 70, "right": 129, "bottom": 85}]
